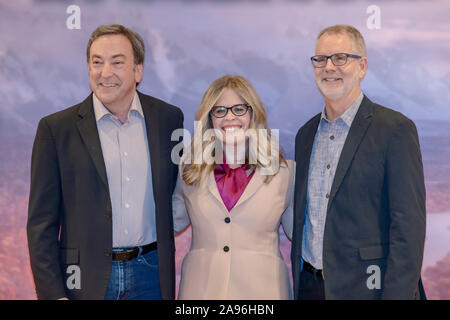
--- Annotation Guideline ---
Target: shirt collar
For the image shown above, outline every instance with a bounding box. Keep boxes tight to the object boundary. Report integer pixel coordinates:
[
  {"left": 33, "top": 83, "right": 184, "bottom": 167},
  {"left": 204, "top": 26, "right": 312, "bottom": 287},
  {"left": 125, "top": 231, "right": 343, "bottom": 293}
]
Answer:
[
  {"left": 320, "top": 92, "right": 364, "bottom": 127},
  {"left": 92, "top": 91, "right": 144, "bottom": 122}
]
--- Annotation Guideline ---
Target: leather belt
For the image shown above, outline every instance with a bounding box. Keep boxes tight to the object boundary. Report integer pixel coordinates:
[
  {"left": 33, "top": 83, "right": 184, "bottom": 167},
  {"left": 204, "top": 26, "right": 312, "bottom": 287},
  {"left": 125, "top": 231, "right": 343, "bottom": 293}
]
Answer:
[
  {"left": 303, "top": 261, "right": 324, "bottom": 279},
  {"left": 112, "top": 242, "right": 157, "bottom": 262}
]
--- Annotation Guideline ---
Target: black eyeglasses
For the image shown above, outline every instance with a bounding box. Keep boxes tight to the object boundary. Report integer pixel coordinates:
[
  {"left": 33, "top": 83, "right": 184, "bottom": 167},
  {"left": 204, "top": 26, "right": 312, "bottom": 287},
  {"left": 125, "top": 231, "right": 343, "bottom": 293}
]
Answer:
[
  {"left": 310, "top": 53, "right": 362, "bottom": 68},
  {"left": 210, "top": 103, "right": 251, "bottom": 118}
]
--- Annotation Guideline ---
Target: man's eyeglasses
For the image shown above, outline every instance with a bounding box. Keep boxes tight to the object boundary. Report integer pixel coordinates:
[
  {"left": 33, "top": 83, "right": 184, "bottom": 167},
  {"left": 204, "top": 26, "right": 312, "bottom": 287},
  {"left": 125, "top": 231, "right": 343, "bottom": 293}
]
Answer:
[
  {"left": 210, "top": 103, "right": 251, "bottom": 118},
  {"left": 310, "top": 53, "right": 362, "bottom": 68}
]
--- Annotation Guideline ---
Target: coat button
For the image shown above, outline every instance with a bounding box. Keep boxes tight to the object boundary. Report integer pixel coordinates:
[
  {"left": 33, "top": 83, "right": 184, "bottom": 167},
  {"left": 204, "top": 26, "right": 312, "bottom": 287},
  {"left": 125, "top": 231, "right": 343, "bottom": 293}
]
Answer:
[
  {"left": 223, "top": 246, "right": 230, "bottom": 252},
  {"left": 104, "top": 250, "right": 111, "bottom": 257},
  {"left": 105, "top": 211, "right": 112, "bottom": 219},
  {"left": 224, "top": 217, "right": 231, "bottom": 224}
]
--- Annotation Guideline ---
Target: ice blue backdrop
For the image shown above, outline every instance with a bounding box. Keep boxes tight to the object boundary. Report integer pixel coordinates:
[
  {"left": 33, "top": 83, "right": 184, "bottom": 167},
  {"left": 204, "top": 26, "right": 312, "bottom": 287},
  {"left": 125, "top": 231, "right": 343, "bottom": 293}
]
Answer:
[{"left": 0, "top": 0, "right": 449, "bottom": 299}]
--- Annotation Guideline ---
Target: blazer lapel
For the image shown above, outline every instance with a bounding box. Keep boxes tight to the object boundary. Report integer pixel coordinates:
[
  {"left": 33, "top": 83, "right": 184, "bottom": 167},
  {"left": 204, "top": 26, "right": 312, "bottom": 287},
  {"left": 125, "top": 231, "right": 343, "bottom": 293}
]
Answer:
[
  {"left": 207, "top": 165, "right": 266, "bottom": 215},
  {"left": 295, "top": 114, "right": 321, "bottom": 212},
  {"left": 208, "top": 170, "right": 227, "bottom": 212},
  {"left": 139, "top": 92, "right": 162, "bottom": 199},
  {"left": 327, "top": 96, "right": 373, "bottom": 210},
  {"left": 298, "top": 115, "right": 321, "bottom": 175},
  {"left": 76, "top": 94, "right": 109, "bottom": 188},
  {"left": 233, "top": 167, "right": 265, "bottom": 209}
]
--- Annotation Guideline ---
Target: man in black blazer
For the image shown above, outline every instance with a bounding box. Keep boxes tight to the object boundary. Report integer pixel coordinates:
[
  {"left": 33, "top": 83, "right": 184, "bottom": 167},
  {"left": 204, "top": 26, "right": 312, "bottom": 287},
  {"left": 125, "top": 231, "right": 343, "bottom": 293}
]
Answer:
[
  {"left": 27, "top": 25, "right": 183, "bottom": 300},
  {"left": 291, "top": 25, "right": 426, "bottom": 299}
]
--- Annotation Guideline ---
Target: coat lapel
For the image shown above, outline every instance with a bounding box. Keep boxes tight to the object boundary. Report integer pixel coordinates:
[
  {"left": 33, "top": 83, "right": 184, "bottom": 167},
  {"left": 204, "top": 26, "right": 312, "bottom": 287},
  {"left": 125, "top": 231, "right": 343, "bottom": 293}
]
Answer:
[
  {"left": 298, "top": 115, "right": 321, "bottom": 177},
  {"left": 76, "top": 94, "right": 109, "bottom": 188},
  {"left": 207, "top": 165, "right": 266, "bottom": 215},
  {"left": 327, "top": 96, "right": 373, "bottom": 211},
  {"left": 208, "top": 170, "right": 227, "bottom": 212},
  {"left": 233, "top": 167, "right": 265, "bottom": 209},
  {"left": 139, "top": 92, "right": 162, "bottom": 200},
  {"left": 295, "top": 114, "right": 321, "bottom": 212}
]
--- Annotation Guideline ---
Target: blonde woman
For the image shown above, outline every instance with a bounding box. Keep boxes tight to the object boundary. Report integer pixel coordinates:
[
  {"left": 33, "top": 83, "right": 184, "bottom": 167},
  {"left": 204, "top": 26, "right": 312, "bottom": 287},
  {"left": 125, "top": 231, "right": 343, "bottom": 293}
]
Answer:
[{"left": 173, "top": 75, "right": 294, "bottom": 299}]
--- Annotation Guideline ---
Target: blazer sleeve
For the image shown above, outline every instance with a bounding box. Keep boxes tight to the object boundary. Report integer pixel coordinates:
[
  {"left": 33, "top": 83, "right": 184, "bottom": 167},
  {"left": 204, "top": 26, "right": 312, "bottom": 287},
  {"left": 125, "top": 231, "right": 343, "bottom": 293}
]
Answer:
[
  {"left": 172, "top": 165, "right": 191, "bottom": 235},
  {"left": 382, "top": 118, "right": 426, "bottom": 299},
  {"left": 26, "top": 118, "right": 66, "bottom": 300},
  {"left": 281, "top": 160, "right": 296, "bottom": 241}
]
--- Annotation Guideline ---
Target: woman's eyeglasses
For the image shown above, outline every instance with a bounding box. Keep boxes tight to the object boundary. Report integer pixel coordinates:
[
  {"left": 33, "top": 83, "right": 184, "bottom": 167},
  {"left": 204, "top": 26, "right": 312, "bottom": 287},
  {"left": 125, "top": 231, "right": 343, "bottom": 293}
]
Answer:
[{"left": 210, "top": 103, "right": 252, "bottom": 118}]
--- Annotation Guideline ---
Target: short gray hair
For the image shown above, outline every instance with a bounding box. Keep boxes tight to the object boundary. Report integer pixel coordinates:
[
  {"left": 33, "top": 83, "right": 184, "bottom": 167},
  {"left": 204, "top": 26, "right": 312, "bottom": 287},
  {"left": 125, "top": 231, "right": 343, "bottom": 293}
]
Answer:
[{"left": 317, "top": 24, "right": 366, "bottom": 56}]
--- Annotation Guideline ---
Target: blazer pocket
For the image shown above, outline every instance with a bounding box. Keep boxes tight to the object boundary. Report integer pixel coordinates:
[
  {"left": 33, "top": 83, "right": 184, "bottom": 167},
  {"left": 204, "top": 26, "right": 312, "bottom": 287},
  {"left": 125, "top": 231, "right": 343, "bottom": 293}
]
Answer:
[
  {"left": 60, "top": 248, "right": 79, "bottom": 264},
  {"left": 359, "top": 245, "right": 389, "bottom": 260}
]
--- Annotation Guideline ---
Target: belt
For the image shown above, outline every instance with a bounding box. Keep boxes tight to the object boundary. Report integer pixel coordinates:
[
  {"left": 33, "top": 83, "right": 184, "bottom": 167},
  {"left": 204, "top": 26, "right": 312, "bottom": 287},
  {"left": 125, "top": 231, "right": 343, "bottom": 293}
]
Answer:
[
  {"left": 112, "top": 242, "right": 157, "bottom": 262},
  {"left": 303, "top": 261, "right": 324, "bottom": 279}
]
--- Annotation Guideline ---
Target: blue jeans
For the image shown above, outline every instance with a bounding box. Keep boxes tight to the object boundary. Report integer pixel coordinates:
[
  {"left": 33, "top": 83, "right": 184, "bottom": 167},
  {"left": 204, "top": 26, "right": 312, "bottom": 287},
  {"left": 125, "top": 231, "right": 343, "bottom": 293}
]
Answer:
[{"left": 104, "top": 248, "right": 162, "bottom": 300}]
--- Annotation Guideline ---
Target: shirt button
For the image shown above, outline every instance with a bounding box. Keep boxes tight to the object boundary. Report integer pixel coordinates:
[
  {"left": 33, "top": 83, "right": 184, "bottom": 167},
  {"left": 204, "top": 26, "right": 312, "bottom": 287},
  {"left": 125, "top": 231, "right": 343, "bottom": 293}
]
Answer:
[
  {"left": 223, "top": 246, "right": 230, "bottom": 252},
  {"left": 125, "top": 177, "right": 130, "bottom": 182},
  {"left": 125, "top": 203, "right": 130, "bottom": 208},
  {"left": 123, "top": 151, "right": 128, "bottom": 156},
  {"left": 224, "top": 217, "right": 231, "bottom": 224},
  {"left": 326, "top": 164, "right": 331, "bottom": 169},
  {"left": 124, "top": 229, "right": 128, "bottom": 235},
  {"left": 326, "top": 193, "right": 330, "bottom": 199},
  {"left": 330, "top": 135, "right": 335, "bottom": 140}
]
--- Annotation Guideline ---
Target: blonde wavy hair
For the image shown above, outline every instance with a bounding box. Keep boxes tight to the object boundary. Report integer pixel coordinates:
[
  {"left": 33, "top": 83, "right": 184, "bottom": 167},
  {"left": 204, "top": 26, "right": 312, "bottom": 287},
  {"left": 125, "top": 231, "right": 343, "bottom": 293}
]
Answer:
[{"left": 182, "top": 75, "right": 286, "bottom": 186}]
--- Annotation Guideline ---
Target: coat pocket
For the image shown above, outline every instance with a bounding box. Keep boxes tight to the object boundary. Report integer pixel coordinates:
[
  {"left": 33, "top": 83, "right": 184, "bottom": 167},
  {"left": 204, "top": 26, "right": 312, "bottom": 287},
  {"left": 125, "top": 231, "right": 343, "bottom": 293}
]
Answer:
[
  {"left": 60, "top": 248, "right": 79, "bottom": 264},
  {"left": 359, "top": 245, "right": 389, "bottom": 260}
]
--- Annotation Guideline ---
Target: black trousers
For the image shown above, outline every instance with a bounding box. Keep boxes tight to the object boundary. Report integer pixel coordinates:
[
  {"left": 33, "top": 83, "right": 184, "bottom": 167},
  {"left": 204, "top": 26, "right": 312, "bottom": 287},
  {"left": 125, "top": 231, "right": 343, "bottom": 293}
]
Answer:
[
  {"left": 298, "top": 269, "right": 326, "bottom": 300},
  {"left": 298, "top": 270, "right": 427, "bottom": 300}
]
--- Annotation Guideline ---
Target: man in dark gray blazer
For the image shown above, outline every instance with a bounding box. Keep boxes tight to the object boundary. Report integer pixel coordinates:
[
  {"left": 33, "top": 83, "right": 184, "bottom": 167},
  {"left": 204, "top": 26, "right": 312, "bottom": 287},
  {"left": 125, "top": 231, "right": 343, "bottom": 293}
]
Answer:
[
  {"left": 27, "top": 24, "right": 183, "bottom": 300},
  {"left": 291, "top": 24, "right": 426, "bottom": 299}
]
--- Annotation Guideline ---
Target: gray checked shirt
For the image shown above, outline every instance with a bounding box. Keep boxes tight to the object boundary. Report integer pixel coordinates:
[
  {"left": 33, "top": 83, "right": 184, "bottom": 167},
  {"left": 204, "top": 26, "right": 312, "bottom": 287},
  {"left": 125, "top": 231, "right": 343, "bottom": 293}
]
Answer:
[{"left": 302, "top": 92, "right": 364, "bottom": 269}]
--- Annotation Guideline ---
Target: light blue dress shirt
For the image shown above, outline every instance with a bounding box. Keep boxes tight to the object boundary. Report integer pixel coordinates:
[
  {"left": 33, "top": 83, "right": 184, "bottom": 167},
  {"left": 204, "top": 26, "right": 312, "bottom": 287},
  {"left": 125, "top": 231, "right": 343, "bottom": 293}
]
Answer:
[
  {"left": 93, "top": 92, "right": 156, "bottom": 248},
  {"left": 302, "top": 92, "right": 363, "bottom": 269}
]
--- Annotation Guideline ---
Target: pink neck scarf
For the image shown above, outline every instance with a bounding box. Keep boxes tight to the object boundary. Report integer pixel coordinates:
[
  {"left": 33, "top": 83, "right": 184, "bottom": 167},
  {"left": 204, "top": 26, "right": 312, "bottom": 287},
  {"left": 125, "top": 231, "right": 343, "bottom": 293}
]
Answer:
[{"left": 214, "top": 163, "right": 254, "bottom": 212}]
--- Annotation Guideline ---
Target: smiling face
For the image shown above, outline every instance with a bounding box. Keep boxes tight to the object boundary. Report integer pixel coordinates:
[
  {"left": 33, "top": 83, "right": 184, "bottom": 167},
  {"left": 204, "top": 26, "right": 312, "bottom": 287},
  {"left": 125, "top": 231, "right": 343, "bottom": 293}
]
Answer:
[
  {"left": 211, "top": 87, "right": 251, "bottom": 146},
  {"left": 88, "top": 34, "right": 143, "bottom": 111},
  {"left": 314, "top": 32, "right": 367, "bottom": 105}
]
